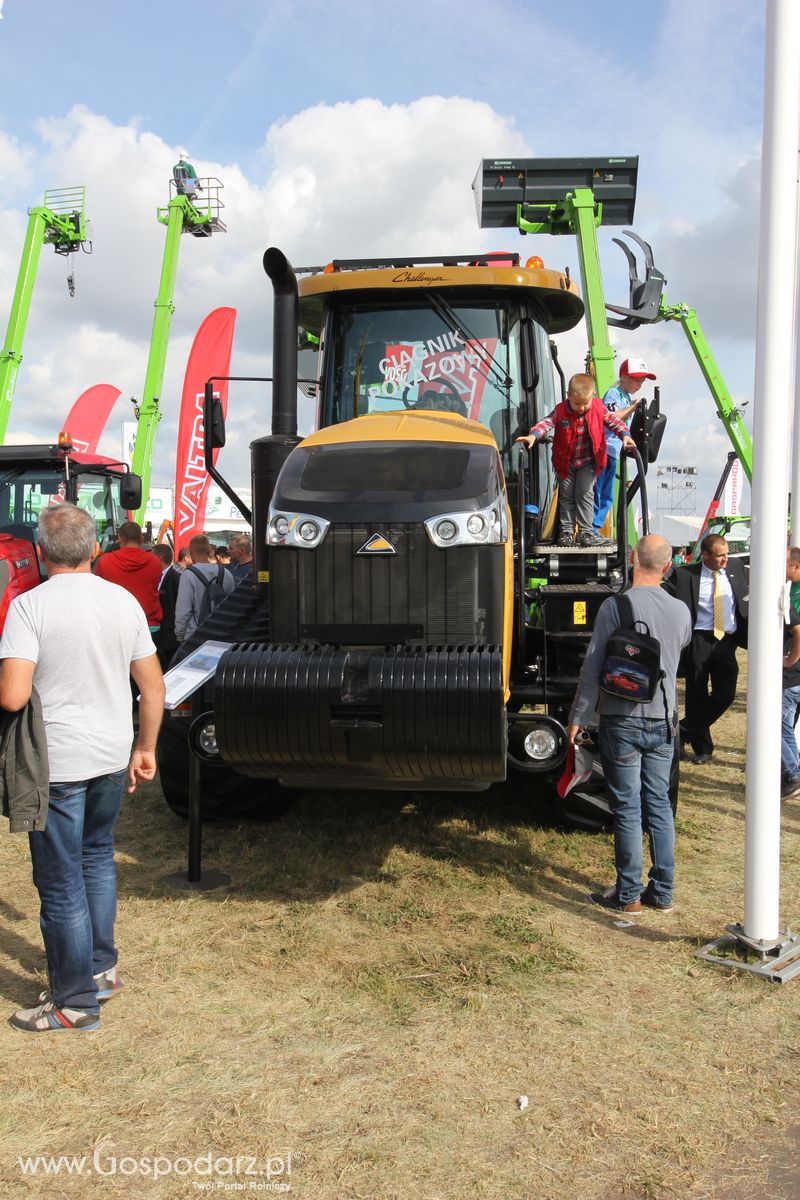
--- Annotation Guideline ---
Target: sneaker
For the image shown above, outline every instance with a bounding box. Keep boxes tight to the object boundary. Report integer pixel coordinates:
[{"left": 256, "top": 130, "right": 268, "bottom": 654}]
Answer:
[
  {"left": 555, "top": 534, "right": 574, "bottom": 547},
  {"left": 9, "top": 999, "right": 99, "bottom": 1033},
  {"left": 780, "top": 776, "right": 800, "bottom": 800},
  {"left": 94, "top": 966, "right": 124, "bottom": 1002},
  {"left": 37, "top": 965, "right": 124, "bottom": 1006},
  {"left": 578, "top": 531, "right": 613, "bottom": 548},
  {"left": 641, "top": 891, "right": 674, "bottom": 914},
  {"left": 589, "top": 886, "right": 642, "bottom": 916}
]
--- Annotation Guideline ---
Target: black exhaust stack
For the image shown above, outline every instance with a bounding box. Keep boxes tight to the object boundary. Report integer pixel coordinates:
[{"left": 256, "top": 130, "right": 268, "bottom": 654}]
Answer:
[
  {"left": 264, "top": 246, "right": 299, "bottom": 436},
  {"left": 251, "top": 247, "right": 303, "bottom": 581}
]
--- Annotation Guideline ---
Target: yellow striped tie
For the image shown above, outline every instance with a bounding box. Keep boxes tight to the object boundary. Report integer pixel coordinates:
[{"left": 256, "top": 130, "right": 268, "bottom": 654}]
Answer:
[{"left": 713, "top": 569, "right": 725, "bottom": 640}]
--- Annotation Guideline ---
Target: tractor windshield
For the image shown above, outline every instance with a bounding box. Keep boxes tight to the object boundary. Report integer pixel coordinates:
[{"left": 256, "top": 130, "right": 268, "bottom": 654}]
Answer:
[
  {"left": 73, "top": 473, "right": 130, "bottom": 549},
  {"left": 316, "top": 294, "right": 562, "bottom": 532},
  {"left": 321, "top": 298, "right": 523, "bottom": 463},
  {"left": 0, "top": 465, "right": 128, "bottom": 550}
]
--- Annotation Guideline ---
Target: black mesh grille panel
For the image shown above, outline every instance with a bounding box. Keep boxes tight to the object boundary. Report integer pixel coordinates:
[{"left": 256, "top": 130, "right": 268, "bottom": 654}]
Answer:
[{"left": 271, "top": 523, "right": 499, "bottom": 644}]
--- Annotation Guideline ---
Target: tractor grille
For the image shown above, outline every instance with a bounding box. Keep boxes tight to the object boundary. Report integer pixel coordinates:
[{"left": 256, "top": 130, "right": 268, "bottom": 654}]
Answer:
[{"left": 270, "top": 523, "right": 503, "bottom": 645}]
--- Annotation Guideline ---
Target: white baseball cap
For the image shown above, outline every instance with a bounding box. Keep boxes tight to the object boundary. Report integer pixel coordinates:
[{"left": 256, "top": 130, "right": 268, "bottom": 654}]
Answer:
[{"left": 619, "top": 357, "right": 656, "bottom": 380}]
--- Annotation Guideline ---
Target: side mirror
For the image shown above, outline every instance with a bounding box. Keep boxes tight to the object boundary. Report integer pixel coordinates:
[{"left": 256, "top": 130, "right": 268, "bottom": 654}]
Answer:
[
  {"left": 646, "top": 411, "right": 667, "bottom": 463},
  {"left": 120, "top": 472, "right": 142, "bottom": 512},
  {"left": 630, "top": 391, "right": 667, "bottom": 467},
  {"left": 204, "top": 382, "right": 226, "bottom": 450}
]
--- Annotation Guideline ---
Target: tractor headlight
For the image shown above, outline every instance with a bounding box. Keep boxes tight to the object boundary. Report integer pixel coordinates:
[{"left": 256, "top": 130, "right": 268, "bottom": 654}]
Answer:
[
  {"left": 506, "top": 713, "right": 569, "bottom": 773},
  {"left": 298, "top": 519, "right": 321, "bottom": 543},
  {"left": 424, "top": 500, "right": 508, "bottom": 548},
  {"left": 188, "top": 711, "right": 221, "bottom": 762},
  {"left": 524, "top": 726, "right": 558, "bottom": 760},
  {"left": 268, "top": 508, "right": 330, "bottom": 549}
]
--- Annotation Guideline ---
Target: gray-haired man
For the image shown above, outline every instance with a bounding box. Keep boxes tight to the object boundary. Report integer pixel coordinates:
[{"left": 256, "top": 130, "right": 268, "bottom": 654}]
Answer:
[
  {"left": 227, "top": 533, "right": 253, "bottom": 584},
  {"left": 567, "top": 535, "right": 691, "bottom": 916},
  {"left": 0, "top": 504, "right": 164, "bottom": 1032}
]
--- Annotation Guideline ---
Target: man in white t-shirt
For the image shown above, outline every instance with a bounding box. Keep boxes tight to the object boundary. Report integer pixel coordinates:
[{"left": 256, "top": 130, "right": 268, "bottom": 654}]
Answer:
[{"left": 0, "top": 504, "right": 164, "bottom": 1033}]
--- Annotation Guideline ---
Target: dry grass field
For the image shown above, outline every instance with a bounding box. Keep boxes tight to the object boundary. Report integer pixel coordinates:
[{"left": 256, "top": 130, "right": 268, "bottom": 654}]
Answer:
[{"left": 0, "top": 669, "right": 799, "bottom": 1199}]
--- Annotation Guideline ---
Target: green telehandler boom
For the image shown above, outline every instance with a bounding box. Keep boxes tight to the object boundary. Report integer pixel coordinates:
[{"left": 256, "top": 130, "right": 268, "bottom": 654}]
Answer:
[
  {"left": 605, "top": 228, "right": 753, "bottom": 482},
  {"left": 474, "top": 160, "right": 753, "bottom": 488},
  {"left": 0, "top": 186, "right": 90, "bottom": 443},
  {"left": 129, "top": 163, "right": 226, "bottom": 523},
  {"left": 474, "top": 157, "right": 661, "bottom": 546},
  {"left": 474, "top": 158, "right": 638, "bottom": 400}
]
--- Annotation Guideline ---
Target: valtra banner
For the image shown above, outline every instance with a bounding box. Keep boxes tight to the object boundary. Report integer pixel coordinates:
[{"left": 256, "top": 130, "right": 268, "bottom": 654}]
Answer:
[
  {"left": 63, "top": 384, "right": 121, "bottom": 454},
  {"left": 174, "top": 307, "right": 237, "bottom": 546}
]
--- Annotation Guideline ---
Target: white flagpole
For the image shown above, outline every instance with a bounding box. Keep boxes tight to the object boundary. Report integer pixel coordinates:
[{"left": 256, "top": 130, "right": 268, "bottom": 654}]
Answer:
[
  {"left": 743, "top": 0, "right": 800, "bottom": 943},
  {"left": 790, "top": 272, "right": 800, "bottom": 544}
]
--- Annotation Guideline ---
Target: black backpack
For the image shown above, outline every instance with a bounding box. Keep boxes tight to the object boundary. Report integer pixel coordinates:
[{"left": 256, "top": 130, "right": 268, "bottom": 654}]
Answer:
[
  {"left": 599, "top": 593, "right": 671, "bottom": 735},
  {"left": 188, "top": 564, "right": 228, "bottom": 626}
]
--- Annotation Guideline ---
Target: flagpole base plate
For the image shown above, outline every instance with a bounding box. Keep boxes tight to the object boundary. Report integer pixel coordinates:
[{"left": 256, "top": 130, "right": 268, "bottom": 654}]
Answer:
[{"left": 697, "top": 924, "right": 800, "bottom": 983}]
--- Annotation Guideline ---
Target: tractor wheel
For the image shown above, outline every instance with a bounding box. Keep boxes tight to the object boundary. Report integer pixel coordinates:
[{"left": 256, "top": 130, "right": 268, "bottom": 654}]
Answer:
[{"left": 157, "top": 713, "right": 293, "bottom": 822}]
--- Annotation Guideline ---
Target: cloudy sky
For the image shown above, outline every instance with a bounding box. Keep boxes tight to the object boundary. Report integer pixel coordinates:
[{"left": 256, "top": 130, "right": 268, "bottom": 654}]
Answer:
[{"left": 0, "top": 0, "right": 765, "bottom": 527}]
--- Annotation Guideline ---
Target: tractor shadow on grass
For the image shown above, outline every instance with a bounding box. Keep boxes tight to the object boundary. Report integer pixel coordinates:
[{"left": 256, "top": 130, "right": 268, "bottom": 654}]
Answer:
[{"left": 113, "top": 773, "right": 704, "bottom": 949}]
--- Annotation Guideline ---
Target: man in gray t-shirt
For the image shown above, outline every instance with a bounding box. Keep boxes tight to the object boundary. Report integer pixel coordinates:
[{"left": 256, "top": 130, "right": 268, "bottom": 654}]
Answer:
[
  {"left": 0, "top": 504, "right": 164, "bottom": 1033},
  {"left": 567, "top": 535, "right": 691, "bottom": 918}
]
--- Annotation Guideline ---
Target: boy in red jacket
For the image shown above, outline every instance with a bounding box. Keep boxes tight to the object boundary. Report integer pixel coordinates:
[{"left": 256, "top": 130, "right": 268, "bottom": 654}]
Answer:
[{"left": 517, "top": 373, "right": 636, "bottom": 547}]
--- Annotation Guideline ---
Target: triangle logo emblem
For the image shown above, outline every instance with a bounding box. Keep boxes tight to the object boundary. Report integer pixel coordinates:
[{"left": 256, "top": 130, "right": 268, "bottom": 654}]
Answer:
[{"left": 356, "top": 533, "right": 396, "bottom": 555}]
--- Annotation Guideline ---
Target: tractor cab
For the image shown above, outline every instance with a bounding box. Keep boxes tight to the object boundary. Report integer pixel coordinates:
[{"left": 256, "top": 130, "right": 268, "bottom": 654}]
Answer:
[
  {"left": 0, "top": 444, "right": 142, "bottom": 561},
  {"left": 296, "top": 254, "right": 583, "bottom": 549}
]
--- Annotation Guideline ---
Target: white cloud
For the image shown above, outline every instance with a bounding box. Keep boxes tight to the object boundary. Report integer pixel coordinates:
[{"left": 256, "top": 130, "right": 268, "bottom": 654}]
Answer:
[
  {"left": 0, "top": 129, "right": 33, "bottom": 197},
  {"left": 0, "top": 80, "right": 767, "bottom": 526},
  {"left": 1, "top": 99, "right": 530, "bottom": 487}
]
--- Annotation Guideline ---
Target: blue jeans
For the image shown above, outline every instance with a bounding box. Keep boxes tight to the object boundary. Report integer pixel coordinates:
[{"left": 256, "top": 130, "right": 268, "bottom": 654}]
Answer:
[
  {"left": 599, "top": 716, "right": 675, "bottom": 905},
  {"left": 28, "top": 770, "right": 126, "bottom": 1012},
  {"left": 781, "top": 685, "right": 800, "bottom": 779},
  {"left": 593, "top": 454, "right": 617, "bottom": 530}
]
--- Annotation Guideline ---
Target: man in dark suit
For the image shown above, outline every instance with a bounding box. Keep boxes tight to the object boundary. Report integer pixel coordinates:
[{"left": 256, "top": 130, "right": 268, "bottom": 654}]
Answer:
[
  {"left": 151, "top": 545, "right": 182, "bottom": 671},
  {"left": 664, "top": 533, "right": 748, "bottom": 764}
]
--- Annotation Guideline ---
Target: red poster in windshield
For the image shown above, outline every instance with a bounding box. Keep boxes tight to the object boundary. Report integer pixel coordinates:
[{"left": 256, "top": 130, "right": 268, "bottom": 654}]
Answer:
[{"left": 383, "top": 338, "right": 498, "bottom": 418}]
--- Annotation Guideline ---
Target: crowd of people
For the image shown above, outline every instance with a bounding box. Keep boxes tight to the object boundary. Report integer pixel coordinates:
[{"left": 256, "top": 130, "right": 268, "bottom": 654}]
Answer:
[
  {"left": 0, "top": 513, "right": 253, "bottom": 1032},
  {"left": 515, "top": 353, "right": 791, "bottom": 919},
  {"left": 95, "top": 528, "right": 253, "bottom": 665},
  {"left": 0, "top": 357, "right": 783, "bottom": 1028}
]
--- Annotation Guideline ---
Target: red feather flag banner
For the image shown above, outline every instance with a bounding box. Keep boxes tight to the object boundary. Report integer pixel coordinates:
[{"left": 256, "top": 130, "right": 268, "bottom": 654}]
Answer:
[
  {"left": 62, "top": 384, "right": 121, "bottom": 454},
  {"left": 173, "top": 307, "right": 237, "bottom": 547}
]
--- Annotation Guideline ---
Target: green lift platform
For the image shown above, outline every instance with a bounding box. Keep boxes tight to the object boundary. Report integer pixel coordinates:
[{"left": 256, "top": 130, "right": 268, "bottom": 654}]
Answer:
[
  {"left": 129, "top": 165, "right": 226, "bottom": 522},
  {"left": 0, "top": 186, "right": 90, "bottom": 443}
]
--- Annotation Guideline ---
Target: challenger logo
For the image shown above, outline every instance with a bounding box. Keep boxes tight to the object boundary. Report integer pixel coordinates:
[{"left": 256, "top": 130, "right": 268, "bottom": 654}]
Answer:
[{"left": 356, "top": 534, "right": 396, "bottom": 556}]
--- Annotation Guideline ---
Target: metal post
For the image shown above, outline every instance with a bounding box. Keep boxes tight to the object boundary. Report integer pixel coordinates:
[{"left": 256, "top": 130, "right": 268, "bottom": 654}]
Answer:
[
  {"left": 699, "top": 0, "right": 800, "bottom": 980},
  {"left": 161, "top": 689, "right": 231, "bottom": 892},
  {"left": 743, "top": 0, "right": 800, "bottom": 944},
  {"left": 187, "top": 691, "right": 203, "bottom": 884},
  {"left": 790, "top": 245, "right": 800, "bottom": 543}
]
